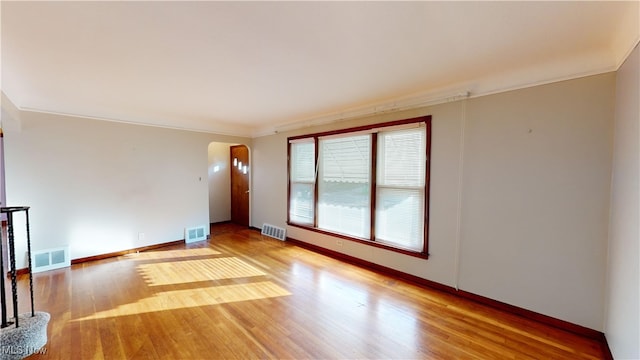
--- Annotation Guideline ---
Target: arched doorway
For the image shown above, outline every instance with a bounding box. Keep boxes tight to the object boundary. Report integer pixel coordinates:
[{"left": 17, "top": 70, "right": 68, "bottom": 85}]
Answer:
[{"left": 207, "top": 142, "right": 250, "bottom": 227}]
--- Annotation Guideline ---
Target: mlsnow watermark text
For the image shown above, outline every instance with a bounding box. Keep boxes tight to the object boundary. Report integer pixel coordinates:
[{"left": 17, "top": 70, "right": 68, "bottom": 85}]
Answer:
[{"left": 0, "top": 345, "right": 47, "bottom": 356}]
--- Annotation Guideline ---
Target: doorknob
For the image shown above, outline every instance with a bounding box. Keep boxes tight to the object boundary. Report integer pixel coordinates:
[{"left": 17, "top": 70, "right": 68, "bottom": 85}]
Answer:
[{"left": 245, "top": 190, "right": 250, "bottom": 193}]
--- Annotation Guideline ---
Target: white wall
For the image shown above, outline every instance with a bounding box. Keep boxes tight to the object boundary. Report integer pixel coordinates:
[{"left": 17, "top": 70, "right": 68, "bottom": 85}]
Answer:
[
  {"left": 252, "top": 134, "right": 290, "bottom": 230},
  {"left": 251, "top": 73, "right": 616, "bottom": 331},
  {"left": 605, "top": 44, "right": 639, "bottom": 359},
  {"left": 2, "top": 107, "right": 250, "bottom": 267},
  {"left": 208, "top": 142, "right": 232, "bottom": 223},
  {"left": 458, "top": 74, "right": 614, "bottom": 330}
]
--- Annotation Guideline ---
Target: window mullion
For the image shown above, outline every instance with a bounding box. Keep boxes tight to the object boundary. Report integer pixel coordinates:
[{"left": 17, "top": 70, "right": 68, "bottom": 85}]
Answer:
[
  {"left": 287, "top": 143, "right": 291, "bottom": 224},
  {"left": 370, "top": 133, "right": 377, "bottom": 242},
  {"left": 313, "top": 137, "right": 319, "bottom": 228}
]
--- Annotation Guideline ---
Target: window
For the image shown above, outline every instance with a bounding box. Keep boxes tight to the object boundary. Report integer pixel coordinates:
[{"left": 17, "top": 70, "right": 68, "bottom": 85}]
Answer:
[
  {"left": 376, "top": 128, "right": 426, "bottom": 252},
  {"left": 287, "top": 116, "right": 431, "bottom": 257},
  {"left": 289, "top": 139, "right": 315, "bottom": 225},
  {"left": 318, "top": 135, "right": 371, "bottom": 239}
]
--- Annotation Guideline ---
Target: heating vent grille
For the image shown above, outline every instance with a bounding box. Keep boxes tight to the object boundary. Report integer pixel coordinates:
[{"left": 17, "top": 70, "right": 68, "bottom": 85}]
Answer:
[
  {"left": 32, "top": 246, "right": 70, "bottom": 273},
  {"left": 185, "top": 225, "right": 207, "bottom": 243},
  {"left": 261, "top": 224, "right": 286, "bottom": 241}
]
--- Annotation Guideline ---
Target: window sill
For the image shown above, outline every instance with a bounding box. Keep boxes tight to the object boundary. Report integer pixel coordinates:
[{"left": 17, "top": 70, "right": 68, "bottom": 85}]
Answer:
[{"left": 287, "top": 222, "right": 429, "bottom": 260}]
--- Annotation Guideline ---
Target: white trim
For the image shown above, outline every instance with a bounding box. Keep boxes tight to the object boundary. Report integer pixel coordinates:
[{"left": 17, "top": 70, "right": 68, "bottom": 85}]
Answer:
[{"left": 17, "top": 107, "right": 250, "bottom": 138}]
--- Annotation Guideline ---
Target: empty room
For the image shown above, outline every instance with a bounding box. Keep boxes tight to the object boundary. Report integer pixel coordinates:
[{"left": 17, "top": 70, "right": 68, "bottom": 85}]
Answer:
[{"left": 0, "top": 1, "right": 638, "bottom": 359}]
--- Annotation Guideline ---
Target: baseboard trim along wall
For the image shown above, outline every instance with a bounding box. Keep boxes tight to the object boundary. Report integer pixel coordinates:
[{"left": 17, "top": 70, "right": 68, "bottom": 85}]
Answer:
[
  {"left": 71, "top": 239, "right": 186, "bottom": 264},
  {"left": 8, "top": 238, "right": 186, "bottom": 277},
  {"left": 284, "top": 236, "right": 613, "bottom": 359}
]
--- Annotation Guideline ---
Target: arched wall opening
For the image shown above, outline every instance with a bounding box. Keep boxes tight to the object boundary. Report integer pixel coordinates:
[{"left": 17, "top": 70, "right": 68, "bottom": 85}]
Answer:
[{"left": 207, "top": 142, "right": 251, "bottom": 226}]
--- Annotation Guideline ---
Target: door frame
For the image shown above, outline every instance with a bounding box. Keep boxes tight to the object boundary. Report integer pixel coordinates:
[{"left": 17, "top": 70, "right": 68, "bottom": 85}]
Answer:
[
  {"left": 230, "top": 145, "right": 250, "bottom": 226},
  {"left": 207, "top": 142, "right": 251, "bottom": 226}
]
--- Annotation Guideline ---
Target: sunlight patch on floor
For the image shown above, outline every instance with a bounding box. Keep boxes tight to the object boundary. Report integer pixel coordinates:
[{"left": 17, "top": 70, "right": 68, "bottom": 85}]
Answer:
[
  {"left": 137, "top": 257, "right": 266, "bottom": 286},
  {"left": 73, "top": 281, "right": 291, "bottom": 321},
  {"left": 125, "top": 247, "right": 222, "bottom": 260}
]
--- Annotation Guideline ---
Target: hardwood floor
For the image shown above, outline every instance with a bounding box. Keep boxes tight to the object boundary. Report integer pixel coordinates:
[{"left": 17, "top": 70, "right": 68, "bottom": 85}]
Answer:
[{"left": 8, "top": 223, "right": 607, "bottom": 359}]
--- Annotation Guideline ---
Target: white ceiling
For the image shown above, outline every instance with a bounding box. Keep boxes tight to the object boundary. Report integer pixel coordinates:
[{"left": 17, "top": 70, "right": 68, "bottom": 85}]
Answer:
[{"left": 1, "top": 1, "right": 638, "bottom": 137}]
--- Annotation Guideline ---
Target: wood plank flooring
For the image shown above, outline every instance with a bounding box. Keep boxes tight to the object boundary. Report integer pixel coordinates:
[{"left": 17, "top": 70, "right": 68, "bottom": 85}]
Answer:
[{"left": 7, "top": 223, "right": 607, "bottom": 359}]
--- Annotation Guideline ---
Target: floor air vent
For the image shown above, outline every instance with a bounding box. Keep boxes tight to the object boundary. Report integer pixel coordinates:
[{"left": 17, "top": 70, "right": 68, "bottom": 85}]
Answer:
[
  {"left": 261, "top": 224, "right": 286, "bottom": 241},
  {"left": 32, "top": 246, "right": 70, "bottom": 273},
  {"left": 185, "top": 225, "right": 207, "bottom": 243}
]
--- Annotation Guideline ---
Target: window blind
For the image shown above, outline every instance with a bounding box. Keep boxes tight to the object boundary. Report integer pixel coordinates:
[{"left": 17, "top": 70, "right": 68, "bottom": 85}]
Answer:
[
  {"left": 375, "top": 128, "right": 426, "bottom": 251},
  {"left": 289, "top": 141, "right": 315, "bottom": 225},
  {"left": 290, "top": 141, "right": 315, "bottom": 182},
  {"left": 318, "top": 135, "right": 371, "bottom": 238},
  {"left": 320, "top": 136, "right": 370, "bottom": 183}
]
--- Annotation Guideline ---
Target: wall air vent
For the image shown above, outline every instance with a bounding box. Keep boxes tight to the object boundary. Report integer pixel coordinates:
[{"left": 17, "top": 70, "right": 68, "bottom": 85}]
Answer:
[
  {"left": 185, "top": 225, "right": 207, "bottom": 243},
  {"left": 261, "top": 224, "right": 286, "bottom": 241},
  {"left": 31, "top": 246, "right": 70, "bottom": 273}
]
